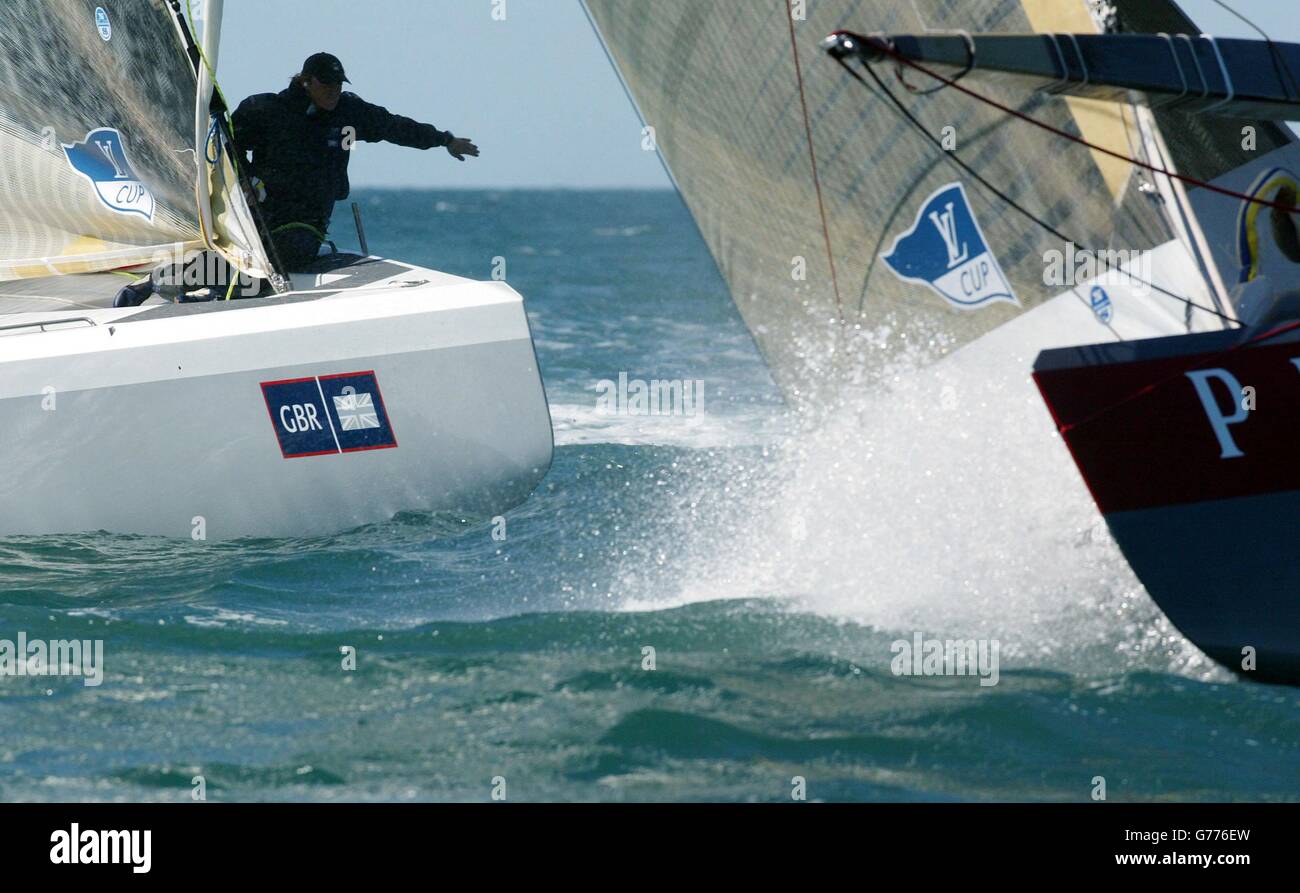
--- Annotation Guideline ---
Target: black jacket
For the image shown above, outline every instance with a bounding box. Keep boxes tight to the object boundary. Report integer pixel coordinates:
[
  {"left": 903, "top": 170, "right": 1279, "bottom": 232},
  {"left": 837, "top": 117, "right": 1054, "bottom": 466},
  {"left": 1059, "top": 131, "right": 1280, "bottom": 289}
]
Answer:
[{"left": 232, "top": 82, "right": 453, "bottom": 229}]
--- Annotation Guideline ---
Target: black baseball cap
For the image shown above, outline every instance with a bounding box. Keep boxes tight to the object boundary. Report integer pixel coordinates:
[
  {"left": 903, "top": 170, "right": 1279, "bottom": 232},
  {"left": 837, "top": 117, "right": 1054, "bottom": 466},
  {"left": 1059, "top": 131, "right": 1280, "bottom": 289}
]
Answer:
[{"left": 302, "top": 52, "right": 350, "bottom": 85}]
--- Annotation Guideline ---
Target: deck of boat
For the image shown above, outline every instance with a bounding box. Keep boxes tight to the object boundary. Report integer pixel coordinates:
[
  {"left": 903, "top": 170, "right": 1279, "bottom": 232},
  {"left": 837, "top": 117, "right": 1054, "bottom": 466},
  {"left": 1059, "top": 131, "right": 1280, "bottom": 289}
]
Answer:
[{"left": 0, "top": 253, "right": 470, "bottom": 335}]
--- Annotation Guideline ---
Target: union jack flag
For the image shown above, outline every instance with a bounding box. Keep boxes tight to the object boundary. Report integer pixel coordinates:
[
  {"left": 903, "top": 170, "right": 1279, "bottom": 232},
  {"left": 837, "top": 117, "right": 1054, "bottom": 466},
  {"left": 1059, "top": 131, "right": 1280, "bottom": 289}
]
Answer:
[{"left": 333, "top": 389, "right": 381, "bottom": 431}]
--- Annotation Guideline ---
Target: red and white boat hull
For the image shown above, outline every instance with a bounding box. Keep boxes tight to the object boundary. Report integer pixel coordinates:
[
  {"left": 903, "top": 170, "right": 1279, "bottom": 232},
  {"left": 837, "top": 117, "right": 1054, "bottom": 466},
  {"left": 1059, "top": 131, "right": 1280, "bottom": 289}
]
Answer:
[{"left": 1034, "top": 324, "right": 1300, "bottom": 685}]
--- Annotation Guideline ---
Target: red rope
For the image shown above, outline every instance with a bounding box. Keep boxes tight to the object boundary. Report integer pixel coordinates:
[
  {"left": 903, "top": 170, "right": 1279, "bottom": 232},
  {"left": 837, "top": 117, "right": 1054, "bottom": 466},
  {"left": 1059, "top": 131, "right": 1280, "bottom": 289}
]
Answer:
[
  {"left": 789, "top": 5, "right": 844, "bottom": 323},
  {"left": 1056, "top": 317, "right": 1300, "bottom": 434},
  {"left": 831, "top": 30, "right": 1300, "bottom": 215}
]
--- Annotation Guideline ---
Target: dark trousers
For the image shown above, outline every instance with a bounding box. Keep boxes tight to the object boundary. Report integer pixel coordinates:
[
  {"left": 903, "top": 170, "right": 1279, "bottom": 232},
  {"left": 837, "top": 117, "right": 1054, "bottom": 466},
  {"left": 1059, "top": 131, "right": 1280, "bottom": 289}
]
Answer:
[
  {"left": 268, "top": 222, "right": 327, "bottom": 271},
  {"left": 146, "top": 220, "right": 326, "bottom": 300}
]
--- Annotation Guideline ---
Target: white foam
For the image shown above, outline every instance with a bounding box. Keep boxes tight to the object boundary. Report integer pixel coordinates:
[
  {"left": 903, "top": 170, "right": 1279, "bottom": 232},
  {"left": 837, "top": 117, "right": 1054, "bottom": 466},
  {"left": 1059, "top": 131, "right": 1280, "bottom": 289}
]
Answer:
[
  {"left": 607, "top": 311, "right": 1222, "bottom": 680},
  {"left": 183, "top": 608, "right": 288, "bottom": 629},
  {"left": 550, "top": 401, "right": 785, "bottom": 449}
]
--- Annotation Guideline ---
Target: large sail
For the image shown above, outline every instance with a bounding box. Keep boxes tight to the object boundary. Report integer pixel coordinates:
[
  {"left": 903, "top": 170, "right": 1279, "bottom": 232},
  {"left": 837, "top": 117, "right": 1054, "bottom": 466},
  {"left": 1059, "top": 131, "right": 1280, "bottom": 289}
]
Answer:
[
  {"left": 582, "top": 0, "right": 1257, "bottom": 400},
  {"left": 0, "top": 0, "right": 206, "bottom": 280}
]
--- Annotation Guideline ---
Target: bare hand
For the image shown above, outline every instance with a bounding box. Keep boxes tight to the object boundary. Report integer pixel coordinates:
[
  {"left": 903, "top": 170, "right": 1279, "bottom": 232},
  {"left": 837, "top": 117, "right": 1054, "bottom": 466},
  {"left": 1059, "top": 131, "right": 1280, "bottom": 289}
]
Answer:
[{"left": 447, "top": 137, "right": 479, "bottom": 161}]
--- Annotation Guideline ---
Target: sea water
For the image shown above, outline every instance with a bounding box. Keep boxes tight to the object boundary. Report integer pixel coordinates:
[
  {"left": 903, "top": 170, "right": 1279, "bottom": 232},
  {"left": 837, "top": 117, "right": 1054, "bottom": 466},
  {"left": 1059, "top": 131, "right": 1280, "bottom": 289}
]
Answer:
[{"left": 0, "top": 190, "right": 1295, "bottom": 802}]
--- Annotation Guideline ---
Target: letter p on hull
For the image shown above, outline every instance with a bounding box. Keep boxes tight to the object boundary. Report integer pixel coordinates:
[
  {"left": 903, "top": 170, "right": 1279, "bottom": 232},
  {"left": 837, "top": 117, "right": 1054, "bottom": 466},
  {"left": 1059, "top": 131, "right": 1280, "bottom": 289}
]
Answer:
[{"left": 1186, "top": 368, "right": 1250, "bottom": 459}]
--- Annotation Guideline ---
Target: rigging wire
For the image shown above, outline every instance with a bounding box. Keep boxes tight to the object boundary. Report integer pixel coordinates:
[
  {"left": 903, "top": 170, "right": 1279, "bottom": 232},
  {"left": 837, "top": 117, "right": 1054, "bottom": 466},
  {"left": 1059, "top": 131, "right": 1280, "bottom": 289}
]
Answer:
[
  {"left": 831, "top": 31, "right": 1300, "bottom": 215},
  {"left": 1052, "top": 316, "right": 1300, "bottom": 434},
  {"left": 834, "top": 38, "right": 1300, "bottom": 432},
  {"left": 832, "top": 54, "right": 1237, "bottom": 325},
  {"left": 896, "top": 32, "right": 975, "bottom": 95},
  {"left": 786, "top": 0, "right": 845, "bottom": 322}
]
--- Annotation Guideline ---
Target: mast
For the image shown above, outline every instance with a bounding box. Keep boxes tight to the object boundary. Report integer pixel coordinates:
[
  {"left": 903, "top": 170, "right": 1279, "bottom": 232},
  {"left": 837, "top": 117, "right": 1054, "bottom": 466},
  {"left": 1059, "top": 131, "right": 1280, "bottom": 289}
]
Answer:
[
  {"left": 165, "top": 0, "right": 290, "bottom": 293},
  {"left": 194, "top": 0, "right": 221, "bottom": 257},
  {"left": 1133, "top": 102, "right": 1237, "bottom": 326}
]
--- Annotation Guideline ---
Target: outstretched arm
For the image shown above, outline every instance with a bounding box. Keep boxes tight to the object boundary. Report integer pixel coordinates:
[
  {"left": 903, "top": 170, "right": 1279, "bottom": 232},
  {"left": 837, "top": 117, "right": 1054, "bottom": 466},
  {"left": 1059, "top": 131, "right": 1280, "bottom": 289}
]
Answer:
[
  {"left": 444, "top": 136, "right": 479, "bottom": 161},
  {"left": 353, "top": 98, "right": 479, "bottom": 161}
]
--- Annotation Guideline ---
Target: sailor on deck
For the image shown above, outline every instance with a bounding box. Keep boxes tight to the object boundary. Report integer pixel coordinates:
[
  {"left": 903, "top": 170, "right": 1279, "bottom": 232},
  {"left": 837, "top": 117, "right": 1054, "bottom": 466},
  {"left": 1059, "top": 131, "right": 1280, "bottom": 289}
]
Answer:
[
  {"left": 233, "top": 51, "right": 479, "bottom": 268},
  {"left": 115, "top": 52, "right": 477, "bottom": 306}
]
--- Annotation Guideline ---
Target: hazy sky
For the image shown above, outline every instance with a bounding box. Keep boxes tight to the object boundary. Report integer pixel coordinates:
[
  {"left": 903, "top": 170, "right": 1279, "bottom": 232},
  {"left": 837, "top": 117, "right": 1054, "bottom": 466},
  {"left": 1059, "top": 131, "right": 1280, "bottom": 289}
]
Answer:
[
  {"left": 220, "top": 0, "right": 665, "bottom": 189},
  {"left": 217, "top": 1, "right": 1298, "bottom": 189}
]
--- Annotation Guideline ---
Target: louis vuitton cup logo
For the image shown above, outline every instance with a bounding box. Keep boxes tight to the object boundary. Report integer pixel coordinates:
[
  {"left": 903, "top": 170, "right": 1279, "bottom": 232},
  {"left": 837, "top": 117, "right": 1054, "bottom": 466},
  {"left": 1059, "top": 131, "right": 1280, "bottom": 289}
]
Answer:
[
  {"left": 62, "top": 127, "right": 155, "bottom": 221},
  {"left": 930, "top": 201, "right": 970, "bottom": 270},
  {"left": 883, "top": 182, "right": 1019, "bottom": 311}
]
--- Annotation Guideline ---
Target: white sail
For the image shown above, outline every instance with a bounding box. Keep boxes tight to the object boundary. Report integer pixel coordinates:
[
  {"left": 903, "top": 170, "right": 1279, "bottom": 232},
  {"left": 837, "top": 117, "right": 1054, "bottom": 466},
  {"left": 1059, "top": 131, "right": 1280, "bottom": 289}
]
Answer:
[
  {"left": 583, "top": 0, "right": 1294, "bottom": 400},
  {"left": 0, "top": 0, "right": 277, "bottom": 286},
  {"left": 0, "top": 0, "right": 205, "bottom": 279}
]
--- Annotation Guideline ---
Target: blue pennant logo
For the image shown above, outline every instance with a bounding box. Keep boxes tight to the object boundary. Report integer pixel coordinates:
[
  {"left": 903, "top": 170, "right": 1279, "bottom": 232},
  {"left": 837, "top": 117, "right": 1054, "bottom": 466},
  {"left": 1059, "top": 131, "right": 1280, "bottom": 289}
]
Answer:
[
  {"left": 62, "top": 128, "right": 156, "bottom": 222},
  {"left": 882, "top": 182, "right": 1018, "bottom": 311}
]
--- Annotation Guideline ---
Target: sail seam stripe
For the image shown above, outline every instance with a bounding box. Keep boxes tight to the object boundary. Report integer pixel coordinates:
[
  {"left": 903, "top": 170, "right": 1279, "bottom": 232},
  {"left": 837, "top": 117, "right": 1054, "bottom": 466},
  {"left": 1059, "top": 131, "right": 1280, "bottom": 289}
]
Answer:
[{"left": 785, "top": 1, "right": 844, "bottom": 323}]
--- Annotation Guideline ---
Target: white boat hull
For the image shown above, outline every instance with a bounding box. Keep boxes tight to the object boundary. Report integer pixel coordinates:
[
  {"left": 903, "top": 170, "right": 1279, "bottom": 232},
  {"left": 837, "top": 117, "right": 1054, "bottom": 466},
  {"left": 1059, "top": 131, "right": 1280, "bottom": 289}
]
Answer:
[{"left": 0, "top": 258, "right": 553, "bottom": 538}]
